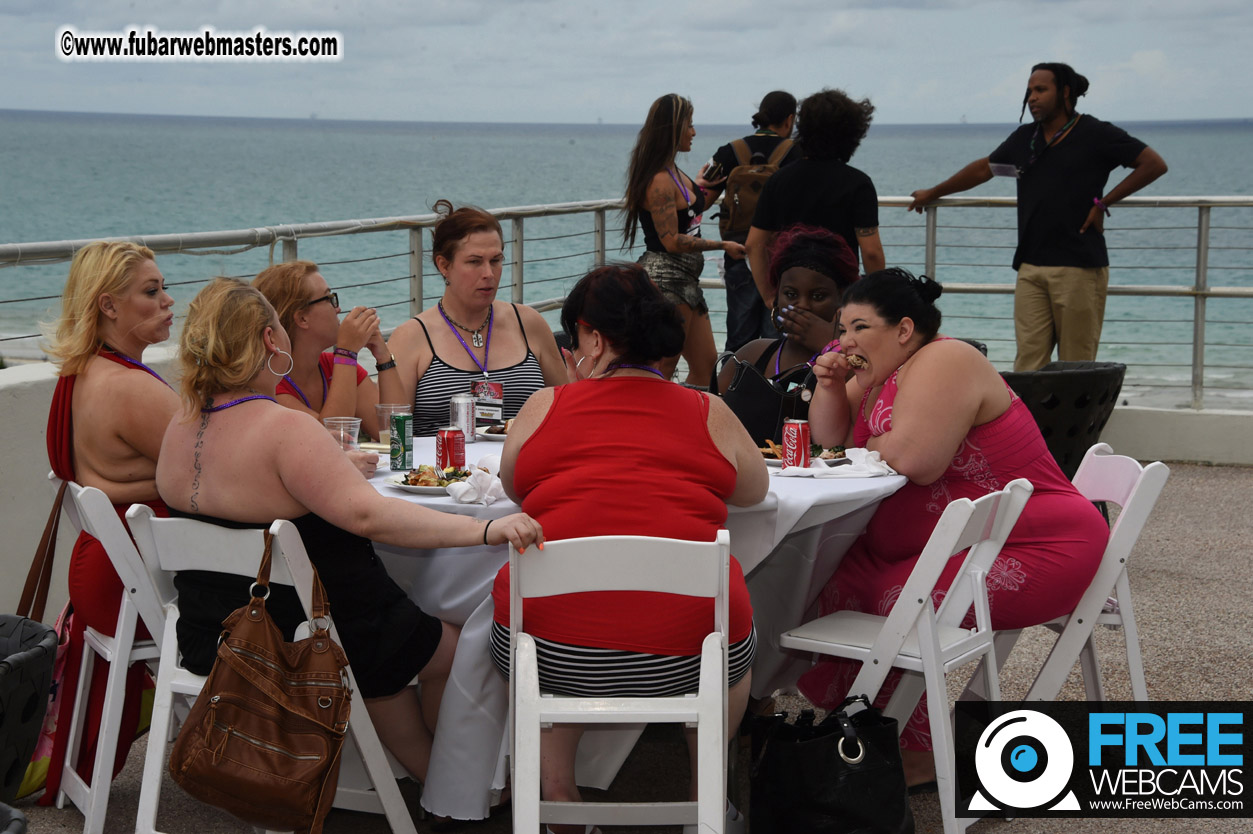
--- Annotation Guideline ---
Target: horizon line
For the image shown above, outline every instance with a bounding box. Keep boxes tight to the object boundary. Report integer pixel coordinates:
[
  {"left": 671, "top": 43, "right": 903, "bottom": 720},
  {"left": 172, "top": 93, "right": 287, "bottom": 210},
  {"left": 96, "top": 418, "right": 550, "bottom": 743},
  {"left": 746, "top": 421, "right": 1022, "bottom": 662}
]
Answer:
[{"left": 3, "top": 106, "right": 1250, "bottom": 130}]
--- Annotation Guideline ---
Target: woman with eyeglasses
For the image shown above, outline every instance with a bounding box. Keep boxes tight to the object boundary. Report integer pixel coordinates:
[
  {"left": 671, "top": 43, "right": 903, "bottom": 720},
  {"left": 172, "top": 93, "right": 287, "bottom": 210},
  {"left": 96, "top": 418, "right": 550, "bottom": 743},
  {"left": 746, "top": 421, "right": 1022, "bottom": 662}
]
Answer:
[{"left": 254, "top": 261, "right": 403, "bottom": 441}]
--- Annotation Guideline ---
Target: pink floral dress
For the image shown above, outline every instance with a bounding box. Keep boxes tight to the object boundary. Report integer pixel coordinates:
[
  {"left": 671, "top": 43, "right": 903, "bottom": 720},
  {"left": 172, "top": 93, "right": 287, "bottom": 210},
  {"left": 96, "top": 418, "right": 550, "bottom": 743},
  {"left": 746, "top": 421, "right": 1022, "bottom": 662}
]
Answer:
[{"left": 797, "top": 365, "right": 1108, "bottom": 750}]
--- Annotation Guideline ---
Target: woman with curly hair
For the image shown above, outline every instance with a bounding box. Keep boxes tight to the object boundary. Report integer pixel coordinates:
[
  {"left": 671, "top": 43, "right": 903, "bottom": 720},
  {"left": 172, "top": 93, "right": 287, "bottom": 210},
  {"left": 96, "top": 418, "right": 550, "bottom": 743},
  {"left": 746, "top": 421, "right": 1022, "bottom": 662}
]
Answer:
[
  {"left": 624, "top": 93, "right": 745, "bottom": 385},
  {"left": 746, "top": 88, "right": 885, "bottom": 311}
]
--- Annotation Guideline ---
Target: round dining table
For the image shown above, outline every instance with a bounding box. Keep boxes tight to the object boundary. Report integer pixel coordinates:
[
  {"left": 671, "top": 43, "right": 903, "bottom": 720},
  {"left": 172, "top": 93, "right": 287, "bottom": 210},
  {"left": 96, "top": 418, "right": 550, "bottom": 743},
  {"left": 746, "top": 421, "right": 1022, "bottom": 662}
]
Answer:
[{"left": 368, "top": 434, "right": 905, "bottom": 820}]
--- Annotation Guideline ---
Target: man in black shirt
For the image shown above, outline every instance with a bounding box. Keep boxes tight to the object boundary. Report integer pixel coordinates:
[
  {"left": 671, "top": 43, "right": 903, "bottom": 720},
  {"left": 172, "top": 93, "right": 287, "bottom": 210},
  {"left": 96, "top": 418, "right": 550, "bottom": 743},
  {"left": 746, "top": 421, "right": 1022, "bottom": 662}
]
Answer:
[
  {"left": 699, "top": 91, "right": 802, "bottom": 351},
  {"left": 746, "top": 88, "right": 885, "bottom": 325},
  {"left": 909, "top": 62, "right": 1167, "bottom": 370}
]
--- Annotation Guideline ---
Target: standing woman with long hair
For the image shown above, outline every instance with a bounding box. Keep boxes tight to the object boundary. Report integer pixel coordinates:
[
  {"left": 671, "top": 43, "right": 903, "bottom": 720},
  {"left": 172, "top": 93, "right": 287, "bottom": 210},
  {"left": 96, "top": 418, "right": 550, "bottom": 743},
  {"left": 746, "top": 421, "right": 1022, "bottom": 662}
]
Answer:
[{"left": 624, "top": 93, "right": 746, "bottom": 386}]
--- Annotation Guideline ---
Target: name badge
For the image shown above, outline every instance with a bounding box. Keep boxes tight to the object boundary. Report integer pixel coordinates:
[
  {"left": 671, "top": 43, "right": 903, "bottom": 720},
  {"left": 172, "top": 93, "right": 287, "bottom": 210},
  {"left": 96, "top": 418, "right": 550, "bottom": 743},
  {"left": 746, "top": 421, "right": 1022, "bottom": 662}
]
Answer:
[{"left": 471, "top": 380, "right": 503, "bottom": 425}]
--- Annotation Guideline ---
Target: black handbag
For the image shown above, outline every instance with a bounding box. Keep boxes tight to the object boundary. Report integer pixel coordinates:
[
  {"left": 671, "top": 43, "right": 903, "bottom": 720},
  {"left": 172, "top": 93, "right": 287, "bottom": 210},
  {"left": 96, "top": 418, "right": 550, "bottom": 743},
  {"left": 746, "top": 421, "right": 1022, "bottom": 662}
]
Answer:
[
  {"left": 750, "top": 696, "right": 915, "bottom": 834},
  {"left": 711, "top": 352, "right": 814, "bottom": 446}
]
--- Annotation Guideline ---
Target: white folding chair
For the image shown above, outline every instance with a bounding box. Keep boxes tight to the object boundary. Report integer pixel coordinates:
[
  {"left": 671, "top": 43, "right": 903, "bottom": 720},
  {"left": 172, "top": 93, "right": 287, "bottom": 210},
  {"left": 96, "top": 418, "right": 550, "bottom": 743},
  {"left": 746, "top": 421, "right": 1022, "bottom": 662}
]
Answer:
[
  {"left": 510, "top": 531, "right": 730, "bottom": 833},
  {"left": 994, "top": 443, "right": 1169, "bottom": 702},
  {"left": 53, "top": 478, "right": 169, "bottom": 834},
  {"left": 125, "top": 506, "right": 418, "bottom": 834},
  {"left": 780, "top": 479, "right": 1034, "bottom": 834}
]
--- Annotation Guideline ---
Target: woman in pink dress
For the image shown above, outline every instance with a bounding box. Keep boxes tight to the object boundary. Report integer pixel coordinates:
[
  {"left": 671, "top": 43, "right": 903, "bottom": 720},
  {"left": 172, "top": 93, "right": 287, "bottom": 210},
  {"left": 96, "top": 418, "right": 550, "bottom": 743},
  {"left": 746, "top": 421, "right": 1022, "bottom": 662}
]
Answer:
[{"left": 802, "top": 267, "right": 1108, "bottom": 788}]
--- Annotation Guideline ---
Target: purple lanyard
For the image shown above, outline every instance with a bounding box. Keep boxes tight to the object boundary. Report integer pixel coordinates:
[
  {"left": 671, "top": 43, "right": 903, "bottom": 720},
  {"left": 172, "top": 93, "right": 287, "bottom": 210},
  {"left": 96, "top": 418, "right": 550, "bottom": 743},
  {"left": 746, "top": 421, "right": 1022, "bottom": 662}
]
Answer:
[
  {"left": 606, "top": 363, "right": 666, "bottom": 379},
  {"left": 667, "top": 168, "right": 691, "bottom": 204},
  {"left": 438, "top": 303, "right": 494, "bottom": 377},
  {"left": 774, "top": 344, "right": 820, "bottom": 377},
  {"left": 201, "top": 394, "right": 276, "bottom": 413},
  {"left": 283, "top": 364, "right": 329, "bottom": 409}
]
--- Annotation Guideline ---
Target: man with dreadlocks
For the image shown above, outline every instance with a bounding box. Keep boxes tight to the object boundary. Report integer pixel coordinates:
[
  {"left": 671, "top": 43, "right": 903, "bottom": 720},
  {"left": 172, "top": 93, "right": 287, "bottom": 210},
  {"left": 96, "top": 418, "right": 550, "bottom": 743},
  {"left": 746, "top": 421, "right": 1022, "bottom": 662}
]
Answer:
[{"left": 908, "top": 62, "right": 1167, "bottom": 371}]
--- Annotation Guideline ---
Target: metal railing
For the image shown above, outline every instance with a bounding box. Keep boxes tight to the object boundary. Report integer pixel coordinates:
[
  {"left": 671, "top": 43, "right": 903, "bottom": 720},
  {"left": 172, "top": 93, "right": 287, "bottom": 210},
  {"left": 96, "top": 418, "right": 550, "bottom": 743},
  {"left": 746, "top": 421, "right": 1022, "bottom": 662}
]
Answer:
[{"left": 2, "top": 196, "right": 1251, "bottom": 410}]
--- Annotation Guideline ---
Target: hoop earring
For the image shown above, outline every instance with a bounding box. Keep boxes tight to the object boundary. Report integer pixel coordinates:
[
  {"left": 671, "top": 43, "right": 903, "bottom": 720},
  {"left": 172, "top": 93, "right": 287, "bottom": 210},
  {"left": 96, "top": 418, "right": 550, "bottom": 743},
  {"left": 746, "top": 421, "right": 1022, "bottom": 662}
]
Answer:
[
  {"left": 267, "top": 349, "right": 294, "bottom": 377},
  {"left": 574, "top": 355, "right": 589, "bottom": 380}
]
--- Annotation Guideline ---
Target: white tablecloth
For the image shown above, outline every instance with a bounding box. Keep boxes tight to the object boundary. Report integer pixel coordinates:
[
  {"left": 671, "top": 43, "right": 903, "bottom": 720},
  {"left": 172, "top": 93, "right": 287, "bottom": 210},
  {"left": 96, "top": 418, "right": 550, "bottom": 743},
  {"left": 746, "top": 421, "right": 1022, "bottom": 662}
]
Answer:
[{"left": 369, "top": 437, "right": 904, "bottom": 819}]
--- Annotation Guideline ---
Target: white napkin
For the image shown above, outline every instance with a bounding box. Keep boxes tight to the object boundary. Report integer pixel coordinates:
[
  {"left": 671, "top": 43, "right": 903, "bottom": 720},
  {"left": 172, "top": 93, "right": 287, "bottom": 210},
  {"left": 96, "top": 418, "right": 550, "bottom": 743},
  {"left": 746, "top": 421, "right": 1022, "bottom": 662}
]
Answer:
[
  {"left": 444, "top": 454, "right": 507, "bottom": 505},
  {"left": 778, "top": 447, "right": 898, "bottom": 479}
]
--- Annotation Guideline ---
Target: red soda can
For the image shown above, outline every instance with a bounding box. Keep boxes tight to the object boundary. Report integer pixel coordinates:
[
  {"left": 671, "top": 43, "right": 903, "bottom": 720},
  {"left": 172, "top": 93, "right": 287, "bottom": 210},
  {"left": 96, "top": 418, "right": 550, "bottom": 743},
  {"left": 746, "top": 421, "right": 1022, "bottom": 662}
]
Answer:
[
  {"left": 436, "top": 427, "right": 466, "bottom": 470},
  {"left": 782, "top": 419, "right": 811, "bottom": 468}
]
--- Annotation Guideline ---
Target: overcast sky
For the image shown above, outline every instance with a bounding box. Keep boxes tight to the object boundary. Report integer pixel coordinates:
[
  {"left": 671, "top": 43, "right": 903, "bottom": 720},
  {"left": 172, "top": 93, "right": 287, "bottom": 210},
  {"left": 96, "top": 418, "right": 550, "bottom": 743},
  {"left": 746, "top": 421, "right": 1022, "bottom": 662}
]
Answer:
[{"left": 3, "top": 0, "right": 1250, "bottom": 126}]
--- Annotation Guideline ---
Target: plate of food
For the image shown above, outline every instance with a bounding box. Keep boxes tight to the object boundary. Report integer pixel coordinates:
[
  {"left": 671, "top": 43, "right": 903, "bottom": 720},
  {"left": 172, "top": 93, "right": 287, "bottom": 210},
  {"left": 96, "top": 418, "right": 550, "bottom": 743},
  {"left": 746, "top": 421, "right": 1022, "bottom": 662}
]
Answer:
[
  {"left": 385, "top": 478, "right": 447, "bottom": 495},
  {"left": 477, "top": 419, "right": 513, "bottom": 441},
  {"left": 385, "top": 465, "right": 476, "bottom": 494}
]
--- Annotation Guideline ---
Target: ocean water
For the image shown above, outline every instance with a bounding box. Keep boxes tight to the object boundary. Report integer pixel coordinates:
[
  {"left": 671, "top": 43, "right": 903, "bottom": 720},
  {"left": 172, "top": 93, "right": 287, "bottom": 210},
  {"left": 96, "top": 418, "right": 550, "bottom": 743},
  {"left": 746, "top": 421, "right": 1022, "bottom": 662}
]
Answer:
[{"left": 2, "top": 110, "right": 1251, "bottom": 403}]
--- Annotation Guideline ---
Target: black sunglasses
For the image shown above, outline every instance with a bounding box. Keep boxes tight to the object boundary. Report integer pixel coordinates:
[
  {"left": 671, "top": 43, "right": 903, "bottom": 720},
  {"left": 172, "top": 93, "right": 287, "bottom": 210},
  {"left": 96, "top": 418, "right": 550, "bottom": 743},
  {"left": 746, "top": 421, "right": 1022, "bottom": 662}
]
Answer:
[{"left": 306, "top": 291, "right": 339, "bottom": 309}]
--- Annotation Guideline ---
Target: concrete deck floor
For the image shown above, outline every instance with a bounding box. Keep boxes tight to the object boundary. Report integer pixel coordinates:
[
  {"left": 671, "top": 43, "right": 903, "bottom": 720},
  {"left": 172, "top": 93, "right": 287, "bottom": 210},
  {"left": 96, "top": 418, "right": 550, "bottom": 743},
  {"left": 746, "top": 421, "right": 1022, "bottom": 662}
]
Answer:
[{"left": 11, "top": 460, "right": 1252, "bottom": 833}]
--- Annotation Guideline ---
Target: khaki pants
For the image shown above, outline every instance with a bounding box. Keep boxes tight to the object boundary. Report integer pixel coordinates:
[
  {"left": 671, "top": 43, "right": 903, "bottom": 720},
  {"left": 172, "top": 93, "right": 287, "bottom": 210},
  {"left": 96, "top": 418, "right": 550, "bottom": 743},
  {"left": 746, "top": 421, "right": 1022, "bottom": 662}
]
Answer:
[{"left": 1013, "top": 263, "right": 1110, "bottom": 372}]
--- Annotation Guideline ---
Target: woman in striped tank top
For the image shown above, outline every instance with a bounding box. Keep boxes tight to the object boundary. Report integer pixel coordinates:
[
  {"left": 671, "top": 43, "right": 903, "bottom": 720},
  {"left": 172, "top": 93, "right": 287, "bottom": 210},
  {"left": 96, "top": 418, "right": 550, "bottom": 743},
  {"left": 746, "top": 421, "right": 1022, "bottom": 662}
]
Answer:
[{"left": 387, "top": 200, "right": 567, "bottom": 436}]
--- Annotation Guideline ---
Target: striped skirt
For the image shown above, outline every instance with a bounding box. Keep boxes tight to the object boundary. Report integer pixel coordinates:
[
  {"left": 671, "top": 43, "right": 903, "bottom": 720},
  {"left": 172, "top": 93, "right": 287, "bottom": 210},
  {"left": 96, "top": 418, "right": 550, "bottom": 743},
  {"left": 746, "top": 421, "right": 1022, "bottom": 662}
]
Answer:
[{"left": 490, "top": 621, "right": 756, "bottom": 697}]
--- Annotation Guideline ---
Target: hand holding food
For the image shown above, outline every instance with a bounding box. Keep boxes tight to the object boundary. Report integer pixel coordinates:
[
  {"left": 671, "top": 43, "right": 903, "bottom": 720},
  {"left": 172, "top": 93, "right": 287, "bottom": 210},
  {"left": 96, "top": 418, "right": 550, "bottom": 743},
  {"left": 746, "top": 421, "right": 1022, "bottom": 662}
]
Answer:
[{"left": 811, "top": 350, "right": 851, "bottom": 388}]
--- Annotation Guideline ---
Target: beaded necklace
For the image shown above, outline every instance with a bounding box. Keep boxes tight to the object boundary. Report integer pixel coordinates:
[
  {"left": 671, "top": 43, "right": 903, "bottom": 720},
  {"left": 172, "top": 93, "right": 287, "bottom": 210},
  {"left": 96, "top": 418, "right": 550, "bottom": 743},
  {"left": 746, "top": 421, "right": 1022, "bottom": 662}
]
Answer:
[{"left": 437, "top": 302, "right": 494, "bottom": 377}]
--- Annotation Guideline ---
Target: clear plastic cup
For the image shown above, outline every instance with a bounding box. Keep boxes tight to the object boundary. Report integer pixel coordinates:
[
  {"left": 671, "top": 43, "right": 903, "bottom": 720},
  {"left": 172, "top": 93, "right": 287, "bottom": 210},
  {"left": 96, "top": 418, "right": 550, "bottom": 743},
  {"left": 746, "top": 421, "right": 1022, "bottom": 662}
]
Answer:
[
  {"left": 323, "top": 416, "right": 362, "bottom": 451},
  {"left": 374, "top": 404, "right": 411, "bottom": 446}
]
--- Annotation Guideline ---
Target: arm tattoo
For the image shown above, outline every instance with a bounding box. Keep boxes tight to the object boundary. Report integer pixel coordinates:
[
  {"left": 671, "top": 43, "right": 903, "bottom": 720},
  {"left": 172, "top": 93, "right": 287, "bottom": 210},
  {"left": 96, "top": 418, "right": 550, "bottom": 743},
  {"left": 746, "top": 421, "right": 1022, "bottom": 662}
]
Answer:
[
  {"left": 189, "top": 408, "right": 210, "bottom": 512},
  {"left": 855, "top": 227, "right": 877, "bottom": 237}
]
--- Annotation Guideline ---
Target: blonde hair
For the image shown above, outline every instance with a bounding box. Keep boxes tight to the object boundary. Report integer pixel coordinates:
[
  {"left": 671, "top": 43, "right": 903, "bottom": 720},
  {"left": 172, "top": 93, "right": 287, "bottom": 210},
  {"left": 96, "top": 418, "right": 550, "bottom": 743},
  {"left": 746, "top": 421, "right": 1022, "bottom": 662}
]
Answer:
[
  {"left": 179, "top": 278, "right": 277, "bottom": 414},
  {"left": 46, "top": 241, "right": 157, "bottom": 376},
  {"left": 253, "top": 260, "right": 320, "bottom": 337}
]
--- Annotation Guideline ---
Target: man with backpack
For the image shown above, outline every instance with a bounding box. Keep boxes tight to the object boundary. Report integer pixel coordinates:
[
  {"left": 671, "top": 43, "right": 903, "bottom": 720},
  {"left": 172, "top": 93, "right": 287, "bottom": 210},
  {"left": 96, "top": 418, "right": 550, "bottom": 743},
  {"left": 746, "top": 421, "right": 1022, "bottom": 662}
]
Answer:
[
  {"left": 698, "top": 91, "right": 802, "bottom": 351},
  {"left": 746, "top": 88, "right": 885, "bottom": 315}
]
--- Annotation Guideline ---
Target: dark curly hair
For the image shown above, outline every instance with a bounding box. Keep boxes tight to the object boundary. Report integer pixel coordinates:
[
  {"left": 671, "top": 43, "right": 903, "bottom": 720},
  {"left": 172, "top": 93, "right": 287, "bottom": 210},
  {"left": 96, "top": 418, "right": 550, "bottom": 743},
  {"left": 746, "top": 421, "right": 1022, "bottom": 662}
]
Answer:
[
  {"left": 797, "top": 88, "right": 875, "bottom": 162},
  {"left": 766, "top": 224, "right": 859, "bottom": 295},
  {"left": 841, "top": 267, "right": 943, "bottom": 342},
  {"left": 561, "top": 264, "right": 685, "bottom": 363},
  {"left": 1020, "top": 62, "right": 1090, "bottom": 122}
]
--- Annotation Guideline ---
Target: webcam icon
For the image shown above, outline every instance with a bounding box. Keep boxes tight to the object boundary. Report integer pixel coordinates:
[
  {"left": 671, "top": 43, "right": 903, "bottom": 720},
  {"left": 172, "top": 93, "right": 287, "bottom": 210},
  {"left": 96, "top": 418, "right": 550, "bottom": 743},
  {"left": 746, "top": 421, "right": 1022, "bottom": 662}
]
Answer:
[{"left": 968, "top": 709, "right": 1080, "bottom": 812}]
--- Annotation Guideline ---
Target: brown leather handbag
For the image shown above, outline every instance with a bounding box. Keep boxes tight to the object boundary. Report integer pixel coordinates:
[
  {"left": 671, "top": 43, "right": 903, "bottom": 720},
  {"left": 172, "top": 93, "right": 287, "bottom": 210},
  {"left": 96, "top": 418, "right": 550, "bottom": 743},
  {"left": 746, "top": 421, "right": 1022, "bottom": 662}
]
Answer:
[{"left": 168, "top": 531, "right": 351, "bottom": 834}]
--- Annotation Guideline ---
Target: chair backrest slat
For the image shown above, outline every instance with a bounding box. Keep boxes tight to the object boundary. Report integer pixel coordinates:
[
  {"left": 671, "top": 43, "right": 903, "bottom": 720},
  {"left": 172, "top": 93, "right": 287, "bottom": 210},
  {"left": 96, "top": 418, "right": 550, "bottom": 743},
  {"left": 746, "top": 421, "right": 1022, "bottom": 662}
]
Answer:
[
  {"left": 64, "top": 481, "right": 168, "bottom": 647},
  {"left": 848, "top": 479, "right": 1033, "bottom": 700},
  {"left": 510, "top": 530, "right": 731, "bottom": 641}
]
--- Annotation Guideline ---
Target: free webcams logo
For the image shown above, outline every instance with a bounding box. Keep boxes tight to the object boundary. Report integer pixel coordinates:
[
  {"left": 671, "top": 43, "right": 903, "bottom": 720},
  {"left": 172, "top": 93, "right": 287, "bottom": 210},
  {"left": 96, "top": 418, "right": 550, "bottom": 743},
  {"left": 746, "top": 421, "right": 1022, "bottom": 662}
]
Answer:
[
  {"left": 967, "top": 709, "right": 1080, "bottom": 812},
  {"left": 955, "top": 702, "right": 1250, "bottom": 819}
]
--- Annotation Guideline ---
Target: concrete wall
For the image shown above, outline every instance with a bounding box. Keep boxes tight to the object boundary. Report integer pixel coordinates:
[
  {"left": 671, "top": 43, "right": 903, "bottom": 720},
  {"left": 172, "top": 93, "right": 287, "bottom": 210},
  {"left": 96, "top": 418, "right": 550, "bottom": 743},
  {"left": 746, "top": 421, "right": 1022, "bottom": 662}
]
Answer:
[
  {"left": 0, "top": 347, "right": 178, "bottom": 619},
  {"left": 0, "top": 355, "right": 1247, "bottom": 619},
  {"left": 1103, "top": 406, "right": 1253, "bottom": 467}
]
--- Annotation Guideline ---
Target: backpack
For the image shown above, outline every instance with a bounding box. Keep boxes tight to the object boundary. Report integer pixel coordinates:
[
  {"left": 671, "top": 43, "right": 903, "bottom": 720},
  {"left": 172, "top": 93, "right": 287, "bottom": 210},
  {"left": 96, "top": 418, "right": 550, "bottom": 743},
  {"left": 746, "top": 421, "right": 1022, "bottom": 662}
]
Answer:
[{"left": 718, "top": 137, "right": 794, "bottom": 239}]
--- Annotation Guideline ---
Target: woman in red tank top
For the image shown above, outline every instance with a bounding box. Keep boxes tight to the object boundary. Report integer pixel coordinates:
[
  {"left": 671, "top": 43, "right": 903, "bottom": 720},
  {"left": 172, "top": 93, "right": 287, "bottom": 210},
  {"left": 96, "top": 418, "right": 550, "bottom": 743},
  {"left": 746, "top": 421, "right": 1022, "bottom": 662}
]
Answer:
[{"left": 493, "top": 264, "right": 768, "bottom": 833}]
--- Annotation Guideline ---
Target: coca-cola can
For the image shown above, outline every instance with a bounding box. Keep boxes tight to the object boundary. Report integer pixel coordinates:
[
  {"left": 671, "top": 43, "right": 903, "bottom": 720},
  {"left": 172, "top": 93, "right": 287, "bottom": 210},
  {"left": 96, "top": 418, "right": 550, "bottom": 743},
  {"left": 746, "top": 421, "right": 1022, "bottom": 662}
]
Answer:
[
  {"left": 450, "top": 393, "right": 476, "bottom": 442},
  {"left": 436, "top": 427, "right": 466, "bottom": 470},
  {"left": 782, "top": 419, "right": 811, "bottom": 468}
]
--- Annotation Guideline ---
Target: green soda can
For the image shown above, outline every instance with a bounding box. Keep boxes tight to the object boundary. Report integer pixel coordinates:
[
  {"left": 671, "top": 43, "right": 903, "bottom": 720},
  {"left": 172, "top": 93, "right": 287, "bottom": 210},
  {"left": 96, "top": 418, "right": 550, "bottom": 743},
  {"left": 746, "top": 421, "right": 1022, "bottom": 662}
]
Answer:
[{"left": 390, "top": 413, "right": 414, "bottom": 470}]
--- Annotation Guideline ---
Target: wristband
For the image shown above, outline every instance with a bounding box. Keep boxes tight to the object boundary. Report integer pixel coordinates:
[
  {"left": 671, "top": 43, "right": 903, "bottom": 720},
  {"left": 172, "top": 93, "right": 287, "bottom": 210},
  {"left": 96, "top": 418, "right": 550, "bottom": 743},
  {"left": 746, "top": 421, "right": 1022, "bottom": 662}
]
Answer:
[
  {"left": 482, "top": 519, "right": 493, "bottom": 545},
  {"left": 375, "top": 355, "right": 398, "bottom": 372},
  {"left": 333, "top": 346, "right": 358, "bottom": 359},
  {"left": 333, "top": 355, "right": 357, "bottom": 367},
  {"left": 1093, "top": 197, "right": 1111, "bottom": 217}
]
